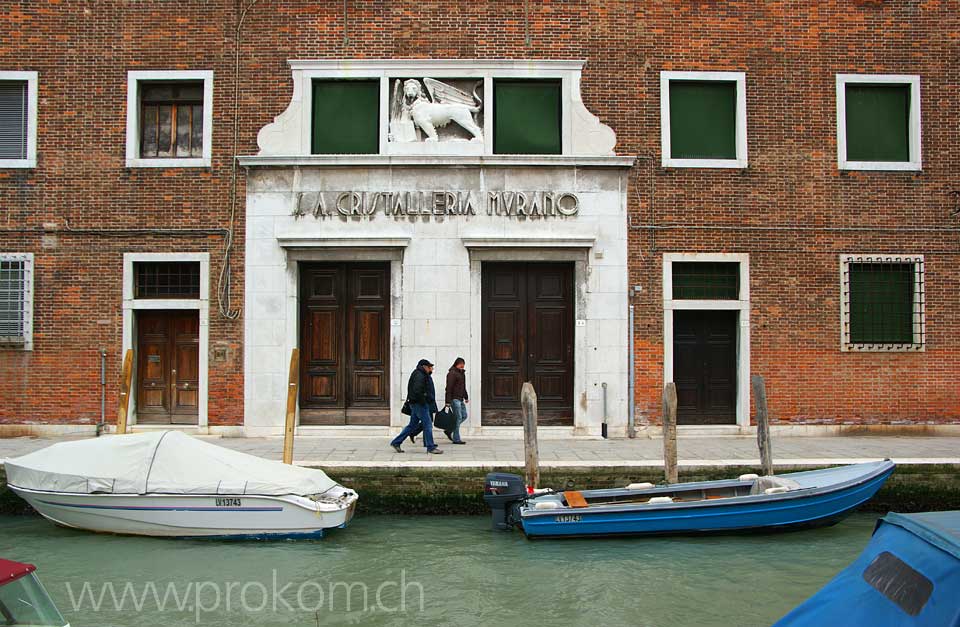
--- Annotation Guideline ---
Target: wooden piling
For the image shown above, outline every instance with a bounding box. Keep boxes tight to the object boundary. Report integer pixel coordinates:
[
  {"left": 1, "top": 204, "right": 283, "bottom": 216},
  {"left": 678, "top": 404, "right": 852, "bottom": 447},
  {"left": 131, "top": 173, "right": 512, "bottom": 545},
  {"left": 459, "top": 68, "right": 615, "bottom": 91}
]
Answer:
[
  {"left": 662, "top": 382, "right": 678, "bottom": 483},
  {"left": 283, "top": 348, "right": 300, "bottom": 465},
  {"left": 115, "top": 349, "right": 134, "bottom": 435},
  {"left": 752, "top": 375, "right": 773, "bottom": 476},
  {"left": 520, "top": 382, "right": 540, "bottom": 489}
]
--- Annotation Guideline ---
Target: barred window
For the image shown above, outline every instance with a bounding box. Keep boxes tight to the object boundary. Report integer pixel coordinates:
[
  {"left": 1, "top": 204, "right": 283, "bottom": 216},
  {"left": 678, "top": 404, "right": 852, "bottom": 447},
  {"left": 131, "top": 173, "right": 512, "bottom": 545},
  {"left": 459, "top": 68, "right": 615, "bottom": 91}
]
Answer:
[
  {"left": 0, "top": 253, "right": 33, "bottom": 349},
  {"left": 841, "top": 255, "right": 924, "bottom": 351},
  {"left": 672, "top": 262, "right": 740, "bottom": 300},
  {"left": 135, "top": 262, "right": 200, "bottom": 299}
]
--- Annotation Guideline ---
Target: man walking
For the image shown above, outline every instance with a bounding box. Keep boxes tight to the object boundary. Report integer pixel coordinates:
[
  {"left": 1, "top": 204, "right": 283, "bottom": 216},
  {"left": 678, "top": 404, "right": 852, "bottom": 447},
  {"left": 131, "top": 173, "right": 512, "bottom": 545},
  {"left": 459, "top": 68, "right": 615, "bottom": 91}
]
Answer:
[
  {"left": 390, "top": 359, "right": 442, "bottom": 454},
  {"left": 444, "top": 357, "right": 469, "bottom": 444}
]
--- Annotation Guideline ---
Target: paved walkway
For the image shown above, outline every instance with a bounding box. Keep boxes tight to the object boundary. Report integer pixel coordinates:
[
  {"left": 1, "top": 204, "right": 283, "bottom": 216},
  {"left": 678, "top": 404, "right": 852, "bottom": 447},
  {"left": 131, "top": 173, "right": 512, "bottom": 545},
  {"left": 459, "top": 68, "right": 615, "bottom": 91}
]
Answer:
[{"left": 1, "top": 434, "right": 958, "bottom": 468}]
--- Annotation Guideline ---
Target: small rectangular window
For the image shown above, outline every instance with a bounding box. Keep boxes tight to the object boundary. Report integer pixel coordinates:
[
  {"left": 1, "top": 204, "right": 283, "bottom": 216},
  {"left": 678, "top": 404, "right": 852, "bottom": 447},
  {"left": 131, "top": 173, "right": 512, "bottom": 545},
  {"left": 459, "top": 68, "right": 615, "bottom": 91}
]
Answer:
[
  {"left": 0, "top": 253, "right": 33, "bottom": 349},
  {"left": 669, "top": 81, "right": 737, "bottom": 160},
  {"left": 841, "top": 255, "right": 924, "bottom": 351},
  {"left": 139, "top": 82, "right": 204, "bottom": 159},
  {"left": 493, "top": 80, "right": 561, "bottom": 155},
  {"left": 135, "top": 262, "right": 201, "bottom": 299},
  {"left": 0, "top": 81, "right": 28, "bottom": 160},
  {"left": 844, "top": 84, "right": 910, "bottom": 162},
  {"left": 311, "top": 80, "right": 380, "bottom": 154},
  {"left": 672, "top": 262, "right": 740, "bottom": 300}
]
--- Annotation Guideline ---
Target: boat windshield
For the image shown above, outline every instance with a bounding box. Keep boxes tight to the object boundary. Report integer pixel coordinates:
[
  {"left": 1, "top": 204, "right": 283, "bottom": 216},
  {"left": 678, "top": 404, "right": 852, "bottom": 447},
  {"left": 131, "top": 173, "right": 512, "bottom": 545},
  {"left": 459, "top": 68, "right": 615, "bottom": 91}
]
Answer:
[{"left": 0, "top": 572, "right": 67, "bottom": 627}]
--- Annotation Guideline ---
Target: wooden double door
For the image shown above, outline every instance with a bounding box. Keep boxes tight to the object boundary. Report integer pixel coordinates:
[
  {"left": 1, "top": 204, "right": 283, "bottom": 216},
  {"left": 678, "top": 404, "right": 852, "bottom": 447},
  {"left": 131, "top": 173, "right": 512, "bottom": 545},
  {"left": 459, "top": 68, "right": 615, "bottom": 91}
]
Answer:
[
  {"left": 673, "top": 309, "right": 738, "bottom": 425},
  {"left": 136, "top": 310, "right": 200, "bottom": 424},
  {"left": 299, "top": 262, "right": 390, "bottom": 425},
  {"left": 482, "top": 262, "right": 574, "bottom": 426}
]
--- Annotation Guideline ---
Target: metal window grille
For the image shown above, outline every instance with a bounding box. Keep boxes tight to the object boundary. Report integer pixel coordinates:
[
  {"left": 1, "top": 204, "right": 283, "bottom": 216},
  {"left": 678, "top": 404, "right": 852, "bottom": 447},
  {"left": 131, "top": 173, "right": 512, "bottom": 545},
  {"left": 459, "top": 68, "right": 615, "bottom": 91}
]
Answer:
[
  {"left": 842, "top": 255, "right": 924, "bottom": 351},
  {"left": 0, "top": 81, "right": 28, "bottom": 160},
  {"left": 672, "top": 262, "right": 740, "bottom": 300},
  {"left": 135, "top": 262, "right": 201, "bottom": 299},
  {"left": 0, "top": 254, "right": 32, "bottom": 348}
]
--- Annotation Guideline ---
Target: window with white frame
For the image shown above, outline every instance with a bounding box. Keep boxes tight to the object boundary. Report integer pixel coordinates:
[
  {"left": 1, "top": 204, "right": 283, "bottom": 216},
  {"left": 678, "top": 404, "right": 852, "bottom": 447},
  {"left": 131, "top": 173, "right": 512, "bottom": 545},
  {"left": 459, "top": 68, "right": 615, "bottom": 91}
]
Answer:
[
  {"left": 0, "top": 71, "right": 38, "bottom": 168},
  {"left": 0, "top": 253, "right": 34, "bottom": 350},
  {"left": 660, "top": 71, "right": 747, "bottom": 168},
  {"left": 841, "top": 255, "right": 924, "bottom": 351},
  {"left": 836, "top": 74, "right": 921, "bottom": 171},
  {"left": 126, "top": 70, "right": 213, "bottom": 168}
]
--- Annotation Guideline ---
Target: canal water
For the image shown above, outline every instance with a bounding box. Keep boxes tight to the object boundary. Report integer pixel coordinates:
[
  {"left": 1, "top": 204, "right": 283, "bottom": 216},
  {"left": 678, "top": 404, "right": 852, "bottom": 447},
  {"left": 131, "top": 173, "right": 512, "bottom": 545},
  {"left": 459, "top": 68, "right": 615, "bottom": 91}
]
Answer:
[{"left": 0, "top": 514, "right": 879, "bottom": 626}]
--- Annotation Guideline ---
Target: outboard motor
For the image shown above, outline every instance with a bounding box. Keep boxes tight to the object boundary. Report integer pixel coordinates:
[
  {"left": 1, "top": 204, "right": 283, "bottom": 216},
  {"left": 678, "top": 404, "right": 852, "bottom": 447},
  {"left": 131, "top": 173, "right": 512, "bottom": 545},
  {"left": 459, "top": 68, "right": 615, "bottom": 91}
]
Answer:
[{"left": 483, "top": 472, "right": 526, "bottom": 530}]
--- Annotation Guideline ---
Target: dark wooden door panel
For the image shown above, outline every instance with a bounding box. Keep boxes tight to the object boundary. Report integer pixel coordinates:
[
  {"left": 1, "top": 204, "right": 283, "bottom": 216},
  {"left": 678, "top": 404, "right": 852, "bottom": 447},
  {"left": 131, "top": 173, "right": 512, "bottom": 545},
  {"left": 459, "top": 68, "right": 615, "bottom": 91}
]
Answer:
[
  {"left": 300, "top": 262, "right": 390, "bottom": 425},
  {"left": 482, "top": 262, "right": 574, "bottom": 426},
  {"left": 673, "top": 309, "right": 737, "bottom": 425},
  {"left": 137, "top": 310, "right": 199, "bottom": 425}
]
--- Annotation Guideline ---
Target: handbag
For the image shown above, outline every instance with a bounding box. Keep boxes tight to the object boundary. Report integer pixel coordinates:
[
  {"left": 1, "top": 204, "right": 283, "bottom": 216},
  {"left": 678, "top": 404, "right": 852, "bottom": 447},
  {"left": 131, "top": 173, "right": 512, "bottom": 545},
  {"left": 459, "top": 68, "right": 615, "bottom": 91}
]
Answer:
[
  {"left": 433, "top": 407, "right": 456, "bottom": 431},
  {"left": 401, "top": 400, "right": 412, "bottom": 416}
]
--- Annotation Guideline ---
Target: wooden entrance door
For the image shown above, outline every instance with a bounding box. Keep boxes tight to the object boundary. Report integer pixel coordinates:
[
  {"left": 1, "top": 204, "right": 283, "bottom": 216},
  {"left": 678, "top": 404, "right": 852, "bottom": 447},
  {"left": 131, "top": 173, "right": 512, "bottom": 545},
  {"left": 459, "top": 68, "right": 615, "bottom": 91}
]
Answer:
[
  {"left": 482, "top": 262, "right": 574, "bottom": 426},
  {"left": 673, "top": 309, "right": 737, "bottom": 425},
  {"left": 136, "top": 310, "right": 200, "bottom": 424},
  {"left": 300, "top": 262, "right": 390, "bottom": 425}
]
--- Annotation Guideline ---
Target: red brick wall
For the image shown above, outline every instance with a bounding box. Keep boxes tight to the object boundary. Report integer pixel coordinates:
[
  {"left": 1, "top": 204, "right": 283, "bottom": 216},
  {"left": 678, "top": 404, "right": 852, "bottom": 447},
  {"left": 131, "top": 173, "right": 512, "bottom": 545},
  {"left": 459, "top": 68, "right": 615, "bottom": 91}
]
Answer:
[{"left": 1, "top": 1, "right": 957, "bottom": 427}]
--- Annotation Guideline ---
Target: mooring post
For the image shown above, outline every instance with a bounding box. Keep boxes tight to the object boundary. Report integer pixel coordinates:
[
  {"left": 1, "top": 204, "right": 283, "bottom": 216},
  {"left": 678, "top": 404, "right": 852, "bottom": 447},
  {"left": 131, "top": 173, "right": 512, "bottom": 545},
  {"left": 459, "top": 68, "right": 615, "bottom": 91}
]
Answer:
[
  {"left": 520, "top": 381, "right": 540, "bottom": 489},
  {"left": 283, "top": 348, "right": 300, "bottom": 465},
  {"left": 115, "top": 349, "right": 134, "bottom": 435},
  {"left": 662, "top": 382, "right": 678, "bottom": 483},
  {"left": 752, "top": 375, "right": 773, "bottom": 476}
]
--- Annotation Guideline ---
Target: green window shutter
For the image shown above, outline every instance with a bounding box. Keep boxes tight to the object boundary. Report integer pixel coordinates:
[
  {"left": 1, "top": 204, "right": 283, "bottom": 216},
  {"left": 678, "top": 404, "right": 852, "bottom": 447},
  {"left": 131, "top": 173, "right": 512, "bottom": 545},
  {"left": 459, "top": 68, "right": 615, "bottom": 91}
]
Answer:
[
  {"left": 844, "top": 84, "right": 910, "bottom": 162},
  {"left": 494, "top": 80, "right": 561, "bottom": 155},
  {"left": 669, "top": 80, "right": 737, "bottom": 160},
  {"left": 311, "top": 80, "right": 379, "bottom": 154},
  {"left": 672, "top": 262, "right": 740, "bottom": 300},
  {"left": 848, "top": 263, "right": 914, "bottom": 344}
]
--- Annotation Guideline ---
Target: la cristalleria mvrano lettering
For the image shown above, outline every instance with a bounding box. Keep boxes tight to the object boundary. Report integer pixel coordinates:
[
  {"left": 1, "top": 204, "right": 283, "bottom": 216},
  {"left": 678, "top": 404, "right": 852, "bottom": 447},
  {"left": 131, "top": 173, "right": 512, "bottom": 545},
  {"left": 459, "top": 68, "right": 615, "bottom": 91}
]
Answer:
[{"left": 292, "top": 190, "right": 580, "bottom": 219}]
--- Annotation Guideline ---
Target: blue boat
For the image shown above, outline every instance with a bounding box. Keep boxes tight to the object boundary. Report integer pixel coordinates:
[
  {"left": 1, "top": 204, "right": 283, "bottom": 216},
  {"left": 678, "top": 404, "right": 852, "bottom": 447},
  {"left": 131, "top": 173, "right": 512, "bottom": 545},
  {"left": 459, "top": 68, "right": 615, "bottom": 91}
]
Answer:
[
  {"left": 483, "top": 460, "right": 895, "bottom": 538},
  {"left": 775, "top": 510, "right": 960, "bottom": 626}
]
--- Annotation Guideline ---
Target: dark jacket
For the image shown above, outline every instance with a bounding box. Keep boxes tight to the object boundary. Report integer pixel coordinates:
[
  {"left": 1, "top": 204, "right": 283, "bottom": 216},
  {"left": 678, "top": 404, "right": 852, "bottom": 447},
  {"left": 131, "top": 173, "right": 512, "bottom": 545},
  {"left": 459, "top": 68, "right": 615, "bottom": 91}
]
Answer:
[
  {"left": 407, "top": 360, "right": 438, "bottom": 413},
  {"left": 445, "top": 366, "right": 468, "bottom": 405}
]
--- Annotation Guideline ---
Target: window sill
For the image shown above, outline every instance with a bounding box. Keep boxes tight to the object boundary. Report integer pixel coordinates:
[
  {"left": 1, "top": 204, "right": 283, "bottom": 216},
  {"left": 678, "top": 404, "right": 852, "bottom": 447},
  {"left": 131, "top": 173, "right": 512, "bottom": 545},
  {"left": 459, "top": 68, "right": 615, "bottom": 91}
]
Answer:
[
  {"left": 0, "top": 159, "right": 36, "bottom": 169},
  {"left": 662, "top": 157, "right": 747, "bottom": 169},
  {"left": 839, "top": 160, "right": 922, "bottom": 172},
  {"left": 126, "top": 157, "right": 211, "bottom": 169},
  {"left": 842, "top": 343, "right": 924, "bottom": 353}
]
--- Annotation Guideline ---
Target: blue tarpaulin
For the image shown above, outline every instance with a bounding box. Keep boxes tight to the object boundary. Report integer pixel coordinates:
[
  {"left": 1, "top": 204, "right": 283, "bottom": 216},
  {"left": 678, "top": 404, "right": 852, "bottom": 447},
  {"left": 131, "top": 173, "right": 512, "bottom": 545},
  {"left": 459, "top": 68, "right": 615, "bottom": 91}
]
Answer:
[{"left": 775, "top": 511, "right": 960, "bottom": 627}]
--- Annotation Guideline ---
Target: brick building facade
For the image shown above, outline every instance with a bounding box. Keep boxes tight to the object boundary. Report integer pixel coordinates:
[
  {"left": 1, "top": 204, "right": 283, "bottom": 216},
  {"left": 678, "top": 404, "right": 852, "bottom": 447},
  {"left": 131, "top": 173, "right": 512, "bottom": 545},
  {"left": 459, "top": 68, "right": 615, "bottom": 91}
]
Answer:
[{"left": 0, "top": 1, "right": 957, "bottom": 437}]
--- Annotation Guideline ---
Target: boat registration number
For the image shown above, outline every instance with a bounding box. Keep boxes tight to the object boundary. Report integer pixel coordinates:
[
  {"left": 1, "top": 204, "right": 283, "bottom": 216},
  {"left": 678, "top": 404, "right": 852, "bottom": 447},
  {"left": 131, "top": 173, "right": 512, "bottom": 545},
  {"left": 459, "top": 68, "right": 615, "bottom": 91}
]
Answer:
[
  {"left": 215, "top": 498, "right": 242, "bottom": 507},
  {"left": 555, "top": 515, "right": 582, "bottom": 523}
]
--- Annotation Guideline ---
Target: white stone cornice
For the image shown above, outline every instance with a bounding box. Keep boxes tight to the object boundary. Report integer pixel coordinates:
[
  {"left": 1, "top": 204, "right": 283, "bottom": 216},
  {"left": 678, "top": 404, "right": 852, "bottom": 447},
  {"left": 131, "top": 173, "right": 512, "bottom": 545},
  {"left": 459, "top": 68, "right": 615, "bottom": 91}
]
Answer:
[
  {"left": 238, "top": 154, "right": 635, "bottom": 168},
  {"left": 287, "top": 59, "right": 588, "bottom": 72}
]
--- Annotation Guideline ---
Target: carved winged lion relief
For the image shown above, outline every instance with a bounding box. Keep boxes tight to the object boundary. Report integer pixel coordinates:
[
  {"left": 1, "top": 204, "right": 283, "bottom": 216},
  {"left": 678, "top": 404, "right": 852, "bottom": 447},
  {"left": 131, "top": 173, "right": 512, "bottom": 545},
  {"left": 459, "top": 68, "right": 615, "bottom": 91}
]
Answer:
[{"left": 389, "top": 78, "right": 484, "bottom": 143}]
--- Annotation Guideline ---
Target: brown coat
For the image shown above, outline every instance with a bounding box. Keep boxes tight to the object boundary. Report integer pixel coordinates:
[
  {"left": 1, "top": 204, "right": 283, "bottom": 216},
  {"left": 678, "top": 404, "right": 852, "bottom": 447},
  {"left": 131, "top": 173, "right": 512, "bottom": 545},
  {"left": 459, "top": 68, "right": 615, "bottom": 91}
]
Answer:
[{"left": 445, "top": 366, "right": 468, "bottom": 405}]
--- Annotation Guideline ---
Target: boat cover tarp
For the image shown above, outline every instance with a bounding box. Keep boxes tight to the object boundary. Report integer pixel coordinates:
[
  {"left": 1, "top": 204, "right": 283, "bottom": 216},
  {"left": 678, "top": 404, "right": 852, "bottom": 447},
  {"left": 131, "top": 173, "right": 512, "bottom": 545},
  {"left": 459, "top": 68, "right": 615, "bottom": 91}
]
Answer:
[
  {"left": 774, "top": 511, "right": 960, "bottom": 627},
  {"left": 4, "top": 431, "right": 338, "bottom": 497}
]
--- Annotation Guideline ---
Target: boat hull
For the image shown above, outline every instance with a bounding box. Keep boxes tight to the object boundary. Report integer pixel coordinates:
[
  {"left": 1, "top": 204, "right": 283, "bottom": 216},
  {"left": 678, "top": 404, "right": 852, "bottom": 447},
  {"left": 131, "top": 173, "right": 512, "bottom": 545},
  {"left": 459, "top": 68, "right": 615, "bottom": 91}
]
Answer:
[
  {"left": 9, "top": 487, "right": 357, "bottom": 539},
  {"left": 518, "top": 462, "right": 895, "bottom": 538}
]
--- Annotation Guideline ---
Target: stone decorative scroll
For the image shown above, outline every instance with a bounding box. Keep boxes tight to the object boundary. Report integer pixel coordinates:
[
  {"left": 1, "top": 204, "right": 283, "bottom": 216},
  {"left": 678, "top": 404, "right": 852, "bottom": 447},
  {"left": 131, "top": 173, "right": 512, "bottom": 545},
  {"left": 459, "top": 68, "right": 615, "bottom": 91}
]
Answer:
[{"left": 389, "top": 78, "right": 484, "bottom": 143}]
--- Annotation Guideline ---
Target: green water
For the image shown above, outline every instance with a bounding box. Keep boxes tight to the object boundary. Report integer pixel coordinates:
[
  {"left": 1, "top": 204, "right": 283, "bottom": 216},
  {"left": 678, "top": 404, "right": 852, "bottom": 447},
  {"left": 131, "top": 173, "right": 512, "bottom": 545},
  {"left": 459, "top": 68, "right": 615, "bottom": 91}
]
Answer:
[{"left": 0, "top": 514, "right": 879, "bottom": 627}]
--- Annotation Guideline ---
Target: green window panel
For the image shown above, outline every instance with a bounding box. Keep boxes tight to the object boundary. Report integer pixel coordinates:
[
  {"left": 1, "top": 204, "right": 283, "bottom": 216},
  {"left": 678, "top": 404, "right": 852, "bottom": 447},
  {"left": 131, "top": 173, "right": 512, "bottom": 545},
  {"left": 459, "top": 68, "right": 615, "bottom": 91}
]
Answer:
[
  {"left": 672, "top": 262, "right": 740, "bottom": 300},
  {"left": 844, "top": 84, "right": 910, "bottom": 162},
  {"left": 848, "top": 263, "right": 915, "bottom": 345},
  {"left": 494, "top": 80, "right": 561, "bottom": 155},
  {"left": 311, "top": 80, "right": 379, "bottom": 154},
  {"left": 669, "top": 80, "right": 737, "bottom": 160}
]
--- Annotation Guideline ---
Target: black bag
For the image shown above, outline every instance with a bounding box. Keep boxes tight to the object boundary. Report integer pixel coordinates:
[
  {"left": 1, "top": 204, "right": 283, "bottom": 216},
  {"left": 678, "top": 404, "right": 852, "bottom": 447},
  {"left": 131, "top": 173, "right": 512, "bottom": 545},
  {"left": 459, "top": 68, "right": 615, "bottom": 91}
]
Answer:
[
  {"left": 433, "top": 407, "right": 456, "bottom": 431},
  {"left": 401, "top": 400, "right": 411, "bottom": 416}
]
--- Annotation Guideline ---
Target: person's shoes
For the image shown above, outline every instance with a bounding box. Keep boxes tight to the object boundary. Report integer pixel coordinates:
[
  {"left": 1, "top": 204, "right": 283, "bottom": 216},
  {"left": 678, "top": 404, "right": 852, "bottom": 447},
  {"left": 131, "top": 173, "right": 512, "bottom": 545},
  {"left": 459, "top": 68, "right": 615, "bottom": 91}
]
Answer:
[
  {"left": 452, "top": 440, "right": 466, "bottom": 445},
  {"left": 427, "top": 448, "right": 444, "bottom": 454},
  {"left": 391, "top": 444, "right": 404, "bottom": 453},
  {"left": 444, "top": 430, "right": 453, "bottom": 442}
]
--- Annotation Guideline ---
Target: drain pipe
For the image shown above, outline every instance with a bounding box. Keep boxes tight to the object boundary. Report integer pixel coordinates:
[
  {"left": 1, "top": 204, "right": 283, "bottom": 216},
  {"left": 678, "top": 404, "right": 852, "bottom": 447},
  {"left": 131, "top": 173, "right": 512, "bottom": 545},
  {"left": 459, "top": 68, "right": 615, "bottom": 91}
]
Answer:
[
  {"left": 627, "top": 289, "right": 637, "bottom": 438},
  {"left": 97, "top": 348, "right": 107, "bottom": 436},
  {"left": 601, "top": 382, "right": 608, "bottom": 439}
]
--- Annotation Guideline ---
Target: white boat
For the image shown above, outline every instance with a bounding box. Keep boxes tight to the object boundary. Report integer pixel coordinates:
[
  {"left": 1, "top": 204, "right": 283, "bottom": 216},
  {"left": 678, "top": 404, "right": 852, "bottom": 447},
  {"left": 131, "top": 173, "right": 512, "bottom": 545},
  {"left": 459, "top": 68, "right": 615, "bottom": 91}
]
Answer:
[{"left": 4, "top": 431, "right": 357, "bottom": 539}]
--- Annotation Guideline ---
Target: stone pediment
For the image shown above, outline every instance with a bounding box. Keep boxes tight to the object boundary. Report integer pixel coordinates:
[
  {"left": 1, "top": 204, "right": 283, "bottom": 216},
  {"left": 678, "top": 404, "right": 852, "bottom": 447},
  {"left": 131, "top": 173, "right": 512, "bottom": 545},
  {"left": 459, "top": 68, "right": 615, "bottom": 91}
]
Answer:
[{"left": 255, "top": 59, "right": 617, "bottom": 160}]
